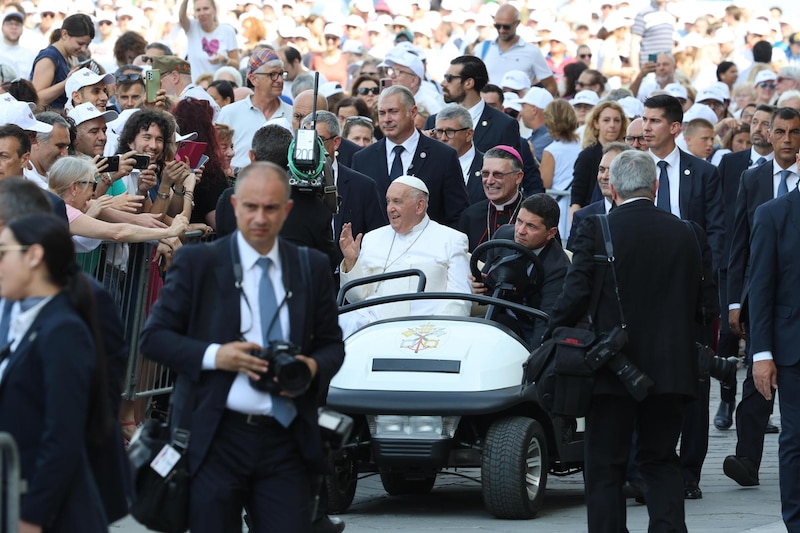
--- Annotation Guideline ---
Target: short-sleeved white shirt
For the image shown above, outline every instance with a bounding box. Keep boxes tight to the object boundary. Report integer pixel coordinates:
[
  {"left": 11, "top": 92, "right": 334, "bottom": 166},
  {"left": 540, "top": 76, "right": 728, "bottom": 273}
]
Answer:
[
  {"left": 480, "top": 38, "right": 553, "bottom": 86},
  {"left": 185, "top": 19, "right": 238, "bottom": 83}
]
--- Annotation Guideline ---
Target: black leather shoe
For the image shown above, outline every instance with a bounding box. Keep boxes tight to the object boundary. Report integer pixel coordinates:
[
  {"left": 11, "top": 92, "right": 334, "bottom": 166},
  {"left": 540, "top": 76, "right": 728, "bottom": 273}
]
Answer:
[
  {"left": 723, "top": 455, "right": 760, "bottom": 486},
  {"left": 714, "top": 400, "right": 734, "bottom": 430},
  {"left": 313, "top": 515, "right": 346, "bottom": 533},
  {"left": 684, "top": 484, "right": 703, "bottom": 499},
  {"left": 765, "top": 421, "right": 780, "bottom": 434},
  {"left": 623, "top": 481, "right": 646, "bottom": 504}
]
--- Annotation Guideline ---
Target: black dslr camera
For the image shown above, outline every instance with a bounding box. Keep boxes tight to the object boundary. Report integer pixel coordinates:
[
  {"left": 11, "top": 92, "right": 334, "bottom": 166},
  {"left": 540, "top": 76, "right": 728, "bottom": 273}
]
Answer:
[
  {"left": 585, "top": 326, "right": 655, "bottom": 401},
  {"left": 697, "top": 343, "right": 738, "bottom": 387},
  {"left": 249, "top": 341, "right": 312, "bottom": 396}
]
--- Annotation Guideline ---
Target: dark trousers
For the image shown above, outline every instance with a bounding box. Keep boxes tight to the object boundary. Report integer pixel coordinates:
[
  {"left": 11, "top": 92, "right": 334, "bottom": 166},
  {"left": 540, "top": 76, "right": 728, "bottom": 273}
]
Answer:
[
  {"left": 680, "top": 377, "right": 710, "bottom": 486},
  {"left": 717, "top": 270, "right": 738, "bottom": 403},
  {"left": 189, "top": 411, "right": 313, "bottom": 533},
  {"left": 777, "top": 364, "right": 800, "bottom": 530},
  {"left": 584, "top": 393, "right": 687, "bottom": 533},
  {"left": 735, "top": 357, "right": 775, "bottom": 468}
]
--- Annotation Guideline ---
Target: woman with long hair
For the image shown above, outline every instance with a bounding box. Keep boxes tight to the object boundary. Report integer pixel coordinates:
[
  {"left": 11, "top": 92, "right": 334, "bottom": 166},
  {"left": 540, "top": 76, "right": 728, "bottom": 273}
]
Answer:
[
  {"left": 0, "top": 213, "right": 109, "bottom": 532},
  {"left": 540, "top": 99, "right": 582, "bottom": 240},
  {"left": 350, "top": 74, "right": 380, "bottom": 114},
  {"left": 30, "top": 13, "right": 94, "bottom": 108},
  {"left": 178, "top": 0, "right": 239, "bottom": 82},
  {"left": 173, "top": 97, "right": 229, "bottom": 229},
  {"left": 569, "top": 101, "right": 628, "bottom": 217}
]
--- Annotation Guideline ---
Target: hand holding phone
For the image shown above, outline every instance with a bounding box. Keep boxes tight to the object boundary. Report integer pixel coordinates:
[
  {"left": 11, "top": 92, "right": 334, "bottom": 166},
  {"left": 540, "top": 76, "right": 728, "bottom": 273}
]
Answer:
[{"left": 146, "top": 70, "right": 161, "bottom": 103}]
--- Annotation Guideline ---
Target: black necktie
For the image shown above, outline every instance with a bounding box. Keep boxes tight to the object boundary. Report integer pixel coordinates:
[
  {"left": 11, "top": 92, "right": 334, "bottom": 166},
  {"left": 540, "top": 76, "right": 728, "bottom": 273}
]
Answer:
[
  {"left": 0, "top": 299, "right": 13, "bottom": 348},
  {"left": 656, "top": 160, "right": 671, "bottom": 212},
  {"left": 389, "top": 145, "right": 405, "bottom": 180}
]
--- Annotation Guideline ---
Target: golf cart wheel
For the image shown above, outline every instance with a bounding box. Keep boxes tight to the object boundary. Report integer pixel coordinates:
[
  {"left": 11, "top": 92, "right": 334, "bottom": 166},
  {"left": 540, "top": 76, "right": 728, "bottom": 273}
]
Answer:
[
  {"left": 379, "top": 469, "right": 437, "bottom": 496},
  {"left": 326, "top": 449, "right": 357, "bottom": 514},
  {"left": 482, "top": 416, "right": 548, "bottom": 519}
]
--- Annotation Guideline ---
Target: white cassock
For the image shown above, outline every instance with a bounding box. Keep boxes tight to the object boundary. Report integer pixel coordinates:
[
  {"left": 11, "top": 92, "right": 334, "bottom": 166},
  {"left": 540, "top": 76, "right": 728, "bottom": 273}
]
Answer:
[{"left": 339, "top": 215, "right": 472, "bottom": 337}]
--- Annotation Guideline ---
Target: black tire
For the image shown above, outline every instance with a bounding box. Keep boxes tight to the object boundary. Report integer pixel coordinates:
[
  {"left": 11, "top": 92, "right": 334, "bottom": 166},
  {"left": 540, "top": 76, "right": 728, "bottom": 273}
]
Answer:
[
  {"left": 326, "top": 449, "right": 357, "bottom": 514},
  {"left": 379, "top": 469, "right": 437, "bottom": 496},
  {"left": 482, "top": 416, "right": 548, "bottom": 519}
]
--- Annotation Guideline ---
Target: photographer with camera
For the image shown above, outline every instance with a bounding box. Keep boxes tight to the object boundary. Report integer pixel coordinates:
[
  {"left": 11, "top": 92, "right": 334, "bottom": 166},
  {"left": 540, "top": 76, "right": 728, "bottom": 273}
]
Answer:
[
  {"left": 140, "top": 161, "right": 345, "bottom": 532},
  {"left": 544, "top": 150, "right": 716, "bottom": 533}
]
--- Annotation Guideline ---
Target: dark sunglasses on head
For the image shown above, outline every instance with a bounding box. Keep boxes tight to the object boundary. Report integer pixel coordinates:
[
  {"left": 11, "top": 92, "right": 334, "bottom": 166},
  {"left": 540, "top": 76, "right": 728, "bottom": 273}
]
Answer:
[
  {"left": 345, "top": 115, "right": 373, "bottom": 124},
  {"left": 116, "top": 73, "right": 143, "bottom": 82},
  {"left": 356, "top": 86, "right": 380, "bottom": 95}
]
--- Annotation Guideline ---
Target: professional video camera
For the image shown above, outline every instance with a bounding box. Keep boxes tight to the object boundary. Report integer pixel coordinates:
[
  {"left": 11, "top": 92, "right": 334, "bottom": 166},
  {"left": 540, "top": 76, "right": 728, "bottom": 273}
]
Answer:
[
  {"left": 288, "top": 72, "right": 338, "bottom": 214},
  {"left": 249, "top": 341, "right": 312, "bottom": 396}
]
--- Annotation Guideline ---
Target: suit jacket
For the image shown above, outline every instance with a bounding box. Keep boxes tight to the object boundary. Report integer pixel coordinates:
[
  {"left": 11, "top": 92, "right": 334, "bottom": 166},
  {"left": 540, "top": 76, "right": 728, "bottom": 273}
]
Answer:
[
  {"left": 140, "top": 236, "right": 344, "bottom": 476},
  {"left": 0, "top": 293, "right": 107, "bottom": 531},
  {"left": 749, "top": 189, "right": 800, "bottom": 366},
  {"left": 675, "top": 149, "right": 725, "bottom": 272},
  {"left": 351, "top": 133, "right": 470, "bottom": 227},
  {"left": 458, "top": 194, "right": 524, "bottom": 251},
  {"left": 717, "top": 149, "right": 754, "bottom": 270},
  {"left": 727, "top": 162, "right": 775, "bottom": 309},
  {"left": 494, "top": 225, "right": 570, "bottom": 345},
  {"left": 466, "top": 148, "right": 485, "bottom": 205},
  {"left": 520, "top": 136, "right": 545, "bottom": 195},
  {"left": 566, "top": 199, "right": 606, "bottom": 251},
  {"left": 335, "top": 137, "right": 361, "bottom": 168},
  {"left": 546, "top": 201, "right": 713, "bottom": 397},
  {"left": 570, "top": 143, "right": 604, "bottom": 208},
  {"left": 424, "top": 103, "right": 520, "bottom": 153}
]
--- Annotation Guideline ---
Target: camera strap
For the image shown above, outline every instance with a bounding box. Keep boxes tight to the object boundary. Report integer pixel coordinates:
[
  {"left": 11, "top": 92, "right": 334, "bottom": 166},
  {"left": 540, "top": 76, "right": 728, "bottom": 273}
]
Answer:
[{"left": 588, "top": 215, "right": 627, "bottom": 330}]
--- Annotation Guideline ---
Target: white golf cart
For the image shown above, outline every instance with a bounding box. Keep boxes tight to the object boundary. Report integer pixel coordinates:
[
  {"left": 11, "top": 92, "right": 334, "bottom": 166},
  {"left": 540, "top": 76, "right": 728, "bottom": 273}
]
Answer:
[{"left": 326, "top": 241, "right": 585, "bottom": 519}]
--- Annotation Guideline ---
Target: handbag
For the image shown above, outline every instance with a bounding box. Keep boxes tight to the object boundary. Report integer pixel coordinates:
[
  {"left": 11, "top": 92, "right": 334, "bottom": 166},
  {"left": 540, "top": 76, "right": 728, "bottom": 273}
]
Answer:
[
  {"left": 127, "top": 386, "right": 194, "bottom": 533},
  {"left": 525, "top": 215, "right": 627, "bottom": 417}
]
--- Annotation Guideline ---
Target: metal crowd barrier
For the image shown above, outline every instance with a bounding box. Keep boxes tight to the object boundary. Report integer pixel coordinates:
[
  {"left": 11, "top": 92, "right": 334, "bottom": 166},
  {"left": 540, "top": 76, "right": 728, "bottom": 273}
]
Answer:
[
  {"left": 77, "top": 231, "right": 212, "bottom": 403},
  {"left": 0, "top": 432, "right": 21, "bottom": 532}
]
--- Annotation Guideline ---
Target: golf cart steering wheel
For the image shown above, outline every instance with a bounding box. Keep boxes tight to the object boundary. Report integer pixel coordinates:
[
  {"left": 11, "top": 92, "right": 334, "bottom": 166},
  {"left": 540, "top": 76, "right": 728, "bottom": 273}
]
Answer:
[{"left": 470, "top": 240, "right": 544, "bottom": 296}]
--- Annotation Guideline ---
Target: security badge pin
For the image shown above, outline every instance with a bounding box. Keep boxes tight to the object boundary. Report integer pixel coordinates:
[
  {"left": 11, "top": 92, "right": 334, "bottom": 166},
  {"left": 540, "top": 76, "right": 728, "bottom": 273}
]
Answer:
[
  {"left": 420, "top": 152, "right": 427, "bottom": 159},
  {"left": 684, "top": 169, "right": 690, "bottom": 175},
  {"left": 481, "top": 120, "right": 488, "bottom": 127}
]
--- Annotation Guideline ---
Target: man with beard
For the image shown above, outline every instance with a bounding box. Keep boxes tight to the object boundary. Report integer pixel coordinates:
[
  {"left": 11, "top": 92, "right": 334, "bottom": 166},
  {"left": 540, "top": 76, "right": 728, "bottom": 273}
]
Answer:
[
  {"left": 424, "top": 55, "right": 519, "bottom": 153},
  {"left": 631, "top": 53, "right": 677, "bottom": 102},
  {"left": 715, "top": 105, "right": 774, "bottom": 430}
]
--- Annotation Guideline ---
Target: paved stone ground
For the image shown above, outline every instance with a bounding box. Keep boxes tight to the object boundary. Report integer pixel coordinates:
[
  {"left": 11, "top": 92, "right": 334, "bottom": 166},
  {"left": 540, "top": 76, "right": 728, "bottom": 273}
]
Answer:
[{"left": 113, "top": 365, "right": 787, "bottom": 532}]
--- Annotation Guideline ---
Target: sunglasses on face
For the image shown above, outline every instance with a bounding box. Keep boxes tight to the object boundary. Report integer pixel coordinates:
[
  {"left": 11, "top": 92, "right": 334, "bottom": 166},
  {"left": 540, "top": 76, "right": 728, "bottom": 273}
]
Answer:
[
  {"left": 76, "top": 180, "right": 98, "bottom": 192},
  {"left": 579, "top": 53, "right": 592, "bottom": 58},
  {"left": 139, "top": 55, "right": 153, "bottom": 64},
  {"left": 442, "top": 74, "right": 463, "bottom": 83},
  {"left": 757, "top": 82, "right": 776, "bottom": 90},
  {"left": 494, "top": 23, "right": 515, "bottom": 31},
  {"left": 356, "top": 86, "right": 379, "bottom": 95}
]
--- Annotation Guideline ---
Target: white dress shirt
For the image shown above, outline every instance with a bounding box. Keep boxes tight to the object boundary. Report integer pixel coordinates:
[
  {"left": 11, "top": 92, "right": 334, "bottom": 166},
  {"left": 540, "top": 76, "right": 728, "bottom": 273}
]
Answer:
[
  {"left": 385, "top": 128, "right": 421, "bottom": 177},
  {"left": 650, "top": 145, "right": 682, "bottom": 219}
]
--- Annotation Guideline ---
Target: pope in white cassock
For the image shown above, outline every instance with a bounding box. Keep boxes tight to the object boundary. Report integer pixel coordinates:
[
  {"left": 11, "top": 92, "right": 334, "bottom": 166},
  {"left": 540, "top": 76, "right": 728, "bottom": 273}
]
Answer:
[{"left": 338, "top": 175, "right": 472, "bottom": 337}]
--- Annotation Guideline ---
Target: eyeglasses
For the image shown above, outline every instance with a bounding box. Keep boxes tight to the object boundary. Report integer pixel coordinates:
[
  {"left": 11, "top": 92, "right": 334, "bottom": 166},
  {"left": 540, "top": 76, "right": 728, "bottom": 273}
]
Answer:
[
  {"left": 480, "top": 169, "right": 518, "bottom": 180},
  {"left": 356, "top": 86, "right": 380, "bottom": 95},
  {"left": 139, "top": 55, "right": 153, "bottom": 64},
  {"left": 253, "top": 70, "right": 288, "bottom": 81},
  {"left": 442, "top": 74, "right": 463, "bottom": 83},
  {"left": 76, "top": 180, "right": 98, "bottom": 191},
  {"left": 319, "top": 134, "right": 338, "bottom": 142},
  {"left": 387, "top": 67, "right": 416, "bottom": 78},
  {"left": 575, "top": 81, "right": 593, "bottom": 88},
  {"left": 345, "top": 115, "right": 373, "bottom": 123},
  {"left": 116, "top": 73, "right": 143, "bottom": 82},
  {"left": 757, "top": 82, "right": 776, "bottom": 90},
  {"left": 625, "top": 135, "right": 645, "bottom": 144},
  {"left": 433, "top": 127, "right": 469, "bottom": 139},
  {"left": 579, "top": 53, "right": 592, "bottom": 58},
  {"left": 493, "top": 23, "right": 516, "bottom": 30},
  {"left": 0, "top": 245, "right": 30, "bottom": 261}
]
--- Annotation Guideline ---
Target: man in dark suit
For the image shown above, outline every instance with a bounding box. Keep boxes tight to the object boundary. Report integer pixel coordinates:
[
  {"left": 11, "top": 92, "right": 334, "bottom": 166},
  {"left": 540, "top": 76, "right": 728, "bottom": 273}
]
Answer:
[
  {"left": 713, "top": 104, "right": 774, "bottom": 429},
  {"left": 723, "top": 106, "right": 800, "bottom": 487},
  {"left": 546, "top": 150, "right": 715, "bottom": 533},
  {"left": 472, "top": 193, "right": 568, "bottom": 346},
  {"left": 424, "top": 55, "right": 520, "bottom": 153},
  {"left": 748, "top": 188, "right": 800, "bottom": 532},
  {"left": 351, "top": 85, "right": 469, "bottom": 227},
  {"left": 432, "top": 104, "right": 485, "bottom": 204},
  {"left": 141, "top": 162, "right": 345, "bottom": 532},
  {"left": 643, "top": 94, "right": 724, "bottom": 498},
  {"left": 458, "top": 146, "right": 525, "bottom": 251},
  {"left": 301, "top": 110, "right": 387, "bottom": 264},
  {"left": 567, "top": 142, "right": 630, "bottom": 251}
]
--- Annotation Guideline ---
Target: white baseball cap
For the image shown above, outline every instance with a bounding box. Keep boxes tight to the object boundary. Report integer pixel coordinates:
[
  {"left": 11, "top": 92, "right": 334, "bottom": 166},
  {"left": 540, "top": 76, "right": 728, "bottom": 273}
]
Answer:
[
  {"left": 696, "top": 86, "right": 725, "bottom": 104},
  {"left": 320, "top": 81, "right": 344, "bottom": 98},
  {"left": 65, "top": 68, "right": 115, "bottom": 108},
  {"left": 503, "top": 92, "right": 522, "bottom": 112},
  {"left": 571, "top": 90, "right": 600, "bottom": 107},
  {"left": 664, "top": 82, "right": 688, "bottom": 100},
  {"left": 683, "top": 103, "right": 718, "bottom": 124},
  {"left": 0, "top": 96, "right": 53, "bottom": 133},
  {"left": 754, "top": 70, "right": 778, "bottom": 86},
  {"left": 509, "top": 87, "right": 554, "bottom": 110},
  {"left": 378, "top": 51, "right": 425, "bottom": 80},
  {"left": 617, "top": 96, "right": 644, "bottom": 119},
  {"left": 500, "top": 70, "right": 531, "bottom": 91},
  {"left": 67, "top": 102, "right": 118, "bottom": 126}
]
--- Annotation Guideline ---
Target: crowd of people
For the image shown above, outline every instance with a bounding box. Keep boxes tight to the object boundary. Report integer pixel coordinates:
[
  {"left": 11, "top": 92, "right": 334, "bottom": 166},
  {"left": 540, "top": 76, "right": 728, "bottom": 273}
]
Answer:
[{"left": 2, "top": 0, "right": 800, "bottom": 531}]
